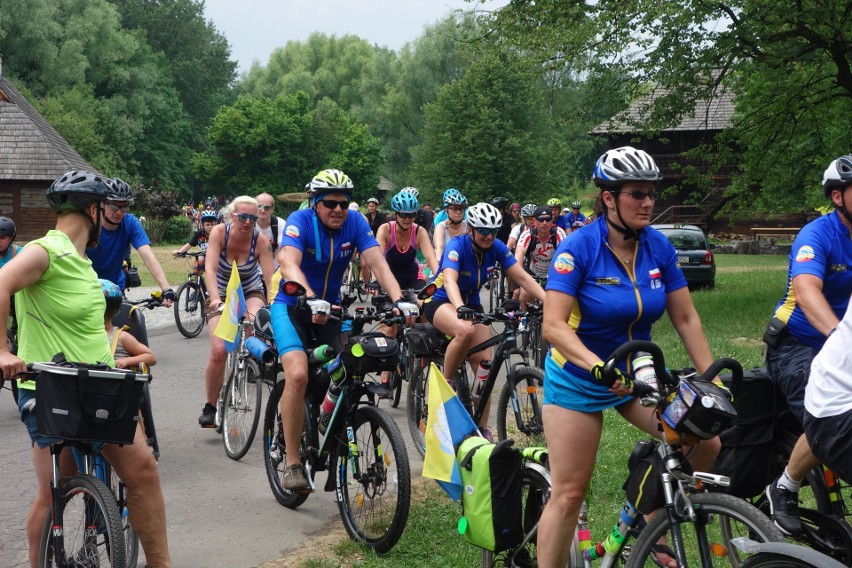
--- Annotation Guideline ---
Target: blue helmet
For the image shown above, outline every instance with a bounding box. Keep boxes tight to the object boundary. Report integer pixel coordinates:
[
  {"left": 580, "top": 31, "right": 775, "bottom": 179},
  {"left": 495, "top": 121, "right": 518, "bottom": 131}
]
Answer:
[
  {"left": 443, "top": 188, "right": 467, "bottom": 206},
  {"left": 391, "top": 191, "right": 419, "bottom": 213},
  {"left": 200, "top": 211, "right": 218, "bottom": 222},
  {"left": 99, "top": 279, "right": 123, "bottom": 311}
]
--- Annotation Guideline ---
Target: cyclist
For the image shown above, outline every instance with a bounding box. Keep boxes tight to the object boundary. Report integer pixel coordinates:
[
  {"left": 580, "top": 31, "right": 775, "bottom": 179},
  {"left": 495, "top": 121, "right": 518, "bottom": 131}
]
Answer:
[
  {"left": 198, "top": 195, "right": 274, "bottom": 428},
  {"left": 536, "top": 147, "right": 721, "bottom": 568},
  {"left": 565, "top": 200, "right": 586, "bottom": 226},
  {"left": 423, "top": 202, "right": 545, "bottom": 434},
  {"left": 546, "top": 197, "right": 569, "bottom": 231},
  {"left": 271, "top": 169, "right": 418, "bottom": 491},
  {"left": 764, "top": 154, "right": 852, "bottom": 535},
  {"left": 86, "top": 178, "right": 175, "bottom": 306},
  {"left": 172, "top": 209, "right": 217, "bottom": 274},
  {"left": 510, "top": 202, "right": 522, "bottom": 225},
  {"left": 432, "top": 187, "right": 463, "bottom": 227},
  {"left": 514, "top": 206, "right": 566, "bottom": 307},
  {"left": 0, "top": 216, "right": 21, "bottom": 267},
  {"left": 491, "top": 196, "right": 514, "bottom": 244},
  {"left": 256, "top": 192, "right": 286, "bottom": 303},
  {"left": 506, "top": 203, "right": 537, "bottom": 252},
  {"left": 433, "top": 188, "right": 468, "bottom": 260},
  {"left": 365, "top": 196, "right": 386, "bottom": 236},
  {"left": 0, "top": 170, "right": 172, "bottom": 568}
]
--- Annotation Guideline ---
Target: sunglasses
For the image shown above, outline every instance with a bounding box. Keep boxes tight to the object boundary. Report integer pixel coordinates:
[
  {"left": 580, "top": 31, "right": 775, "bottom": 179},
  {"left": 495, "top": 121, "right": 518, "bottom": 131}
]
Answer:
[
  {"left": 234, "top": 213, "right": 258, "bottom": 223},
  {"left": 536, "top": 216, "right": 552, "bottom": 222},
  {"left": 319, "top": 199, "right": 350, "bottom": 210},
  {"left": 396, "top": 212, "right": 416, "bottom": 219},
  {"left": 620, "top": 190, "right": 657, "bottom": 202},
  {"left": 258, "top": 205, "right": 274, "bottom": 211},
  {"left": 106, "top": 203, "right": 130, "bottom": 213},
  {"left": 447, "top": 206, "right": 465, "bottom": 213},
  {"left": 475, "top": 227, "right": 499, "bottom": 237}
]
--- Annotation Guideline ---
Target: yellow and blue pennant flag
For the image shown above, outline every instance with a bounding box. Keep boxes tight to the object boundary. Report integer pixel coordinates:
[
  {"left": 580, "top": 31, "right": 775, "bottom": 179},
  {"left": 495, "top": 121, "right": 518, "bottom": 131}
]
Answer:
[
  {"left": 214, "top": 261, "right": 246, "bottom": 353},
  {"left": 422, "top": 363, "right": 478, "bottom": 501}
]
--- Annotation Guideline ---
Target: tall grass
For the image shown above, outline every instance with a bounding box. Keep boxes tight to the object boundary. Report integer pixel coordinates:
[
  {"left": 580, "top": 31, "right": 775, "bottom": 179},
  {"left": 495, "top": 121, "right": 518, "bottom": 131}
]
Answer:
[{"left": 268, "top": 254, "right": 791, "bottom": 568}]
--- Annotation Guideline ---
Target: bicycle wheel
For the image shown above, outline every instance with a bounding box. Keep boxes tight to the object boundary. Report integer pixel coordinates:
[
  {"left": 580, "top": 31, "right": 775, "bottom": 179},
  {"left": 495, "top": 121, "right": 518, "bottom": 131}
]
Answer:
[
  {"left": 173, "top": 280, "right": 204, "bottom": 338},
  {"left": 527, "top": 318, "right": 548, "bottom": 369},
  {"left": 335, "top": 405, "right": 411, "bottom": 554},
  {"left": 103, "top": 464, "right": 140, "bottom": 568},
  {"left": 496, "top": 366, "right": 545, "bottom": 448},
  {"left": 223, "top": 358, "right": 263, "bottom": 460},
  {"left": 262, "top": 381, "right": 312, "bottom": 508},
  {"left": 406, "top": 354, "right": 443, "bottom": 458},
  {"left": 354, "top": 262, "right": 367, "bottom": 302},
  {"left": 39, "top": 475, "right": 127, "bottom": 568},
  {"left": 625, "top": 492, "right": 785, "bottom": 567}
]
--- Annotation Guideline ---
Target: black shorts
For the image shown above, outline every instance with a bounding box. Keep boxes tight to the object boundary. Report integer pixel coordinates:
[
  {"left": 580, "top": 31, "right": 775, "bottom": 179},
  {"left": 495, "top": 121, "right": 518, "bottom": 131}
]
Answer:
[
  {"left": 804, "top": 408, "right": 852, "bottom": 485},
  {"left": 422, "top": 298, "right": 483, "bottom": 324},
  {"left": 766, "top": 334, "right": 819, "bottom": 424}
]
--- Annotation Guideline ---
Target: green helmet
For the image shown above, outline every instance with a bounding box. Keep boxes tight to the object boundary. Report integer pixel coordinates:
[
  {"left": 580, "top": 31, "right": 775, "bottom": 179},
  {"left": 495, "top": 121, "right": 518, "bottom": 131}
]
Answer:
[
  {"left": 546, "top": 198, "right": 562, "bottom": 207},
  {"left": 309, "top": 169, "right": 353, "bottom": 203}
]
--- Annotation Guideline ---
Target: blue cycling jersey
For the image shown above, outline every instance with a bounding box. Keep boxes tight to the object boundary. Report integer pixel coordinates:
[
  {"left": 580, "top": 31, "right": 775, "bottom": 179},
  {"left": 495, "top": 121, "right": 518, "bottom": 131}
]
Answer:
[
  {"left": 431, "top": 233, "right": 517, "bottom": 306},
  {"left": 545, "top": 217, "right": 687, "bottom": 382},
  {"left": 772, "top": 211, "right": 852, "bottom": 349},
  {"left": 86, "top": 214, "right": 150, "bottom": 289},
  {"left": 565, "top": 212, "right": 586, "bottom": 226},
  {"left": 274, "top": 208, "right": 378, "bottom": 306},
  {"left": 555, "top": 214, "right": 570, "bottom": 231}
]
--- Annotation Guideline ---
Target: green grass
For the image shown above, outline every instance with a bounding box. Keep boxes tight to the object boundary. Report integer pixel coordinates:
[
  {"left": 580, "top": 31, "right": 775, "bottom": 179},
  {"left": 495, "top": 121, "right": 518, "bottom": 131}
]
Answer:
[
  {"left": 272, "top": 254, "right": 791, "bottom": 567},
  {"left": 128, "top": 245, "right": 199, "bottom": 288}
]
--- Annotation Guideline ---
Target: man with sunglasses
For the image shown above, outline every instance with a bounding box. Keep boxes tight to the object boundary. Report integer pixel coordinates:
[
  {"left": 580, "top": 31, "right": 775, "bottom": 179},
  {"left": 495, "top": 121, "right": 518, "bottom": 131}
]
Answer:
[
  {"left": 86, "top": 178, "right": 175, "bottom": 306},
  {"left": 514, "top": 206, "right": 566, "bottom": 307},
  {"left": 271, "top": 169, "right": 419, "bottom": 491},
  {"left": 423, "top": 202, "right": 545, "bottom": 436}
]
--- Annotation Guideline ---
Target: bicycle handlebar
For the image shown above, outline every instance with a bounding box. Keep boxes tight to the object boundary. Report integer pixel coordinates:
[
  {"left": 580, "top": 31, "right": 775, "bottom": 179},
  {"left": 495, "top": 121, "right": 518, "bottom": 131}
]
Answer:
[{"left": 124, "top": 294, "right": 164, "bottom": 310}]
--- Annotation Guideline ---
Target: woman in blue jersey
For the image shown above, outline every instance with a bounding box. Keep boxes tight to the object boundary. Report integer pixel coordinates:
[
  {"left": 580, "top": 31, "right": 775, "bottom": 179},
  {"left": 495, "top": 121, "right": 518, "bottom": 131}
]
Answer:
[
  {"left": 198, "top": 195, "right": 274, "bottom": 428},
  {"left": 536, "top": 147, "right": 722, "bottom": 568},
  {"left": 424, "top": 202, "right": 545, "bottom": 433}
]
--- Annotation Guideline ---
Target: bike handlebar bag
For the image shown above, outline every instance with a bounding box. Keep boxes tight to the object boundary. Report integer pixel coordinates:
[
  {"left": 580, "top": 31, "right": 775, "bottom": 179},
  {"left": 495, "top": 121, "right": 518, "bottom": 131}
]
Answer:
[
  {"left": 34, "top": 354, "right": 149, "bottom": 445},
  {"left": 660, "top": 379, "right": 737, "bottom": 439},
  {"left": 341, "top": 332, "right": 399, "bottom": 376}
]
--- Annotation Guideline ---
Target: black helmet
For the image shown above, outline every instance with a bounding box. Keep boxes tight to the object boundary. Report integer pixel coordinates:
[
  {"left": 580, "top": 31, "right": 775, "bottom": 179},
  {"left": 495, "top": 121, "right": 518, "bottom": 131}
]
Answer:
[
  {"left": 45, "top": 170, "right": 110, "bottom": 212},
  {"left": 491, "top": 197, "right": 509, "bottom": 210},
  {"left": 0, "top": 216, "right": 16, "bottom": 239},
  {"left": 105, "top": 178, "right": 133, "bottom": 203}
]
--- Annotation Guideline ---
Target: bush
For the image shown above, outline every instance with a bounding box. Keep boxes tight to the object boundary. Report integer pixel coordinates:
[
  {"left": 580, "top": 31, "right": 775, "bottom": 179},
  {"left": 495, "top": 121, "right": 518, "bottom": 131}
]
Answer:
[{"left": 159, "top": 215, "right": 194, "bottom": 245}]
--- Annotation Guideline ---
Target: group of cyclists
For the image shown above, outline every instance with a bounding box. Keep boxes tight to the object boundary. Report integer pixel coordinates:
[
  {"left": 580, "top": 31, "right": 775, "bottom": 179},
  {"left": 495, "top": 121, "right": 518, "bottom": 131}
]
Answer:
[{"left": 1, "top": 144, "right": 851, "bottom": 567}]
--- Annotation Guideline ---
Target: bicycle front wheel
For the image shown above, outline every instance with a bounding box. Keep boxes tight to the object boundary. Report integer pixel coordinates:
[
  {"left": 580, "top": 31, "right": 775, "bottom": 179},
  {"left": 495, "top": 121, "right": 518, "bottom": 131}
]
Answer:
[
  {"left": 336, "top": 405, "right": 411, "bottom": 554},
  {"left": 103, "top": 463, "right": 139, "bottom": 568},
  {"left": 496, "top": 366, "right": 545, "bottom": 448},
  {"left": 223, "top": 358, "right": 263, "bottom": 460},
  {"left": 39, "top": 475, "right": 127, "bottom": 568},
  {"left": 626, "top": 492, "right": 785, "bottom": 568},
  {"left": 406, "top": 354, "right": 442, "bottom": 458},
  {"left": 262, "top": 381, "right": 312, "bottom": 509},
  {"left": 174, "top": 280, "right": 205, "bottom": 338}
]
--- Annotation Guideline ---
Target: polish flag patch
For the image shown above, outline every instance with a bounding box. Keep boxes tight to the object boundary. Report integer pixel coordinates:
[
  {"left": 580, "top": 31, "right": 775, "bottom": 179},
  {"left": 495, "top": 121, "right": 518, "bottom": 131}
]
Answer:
[
  {"left": 341, "top": 242, "right": 352, "bottom": 251},
  {"left": 649, "top": 268, "right": 661, "bottom": 279}
]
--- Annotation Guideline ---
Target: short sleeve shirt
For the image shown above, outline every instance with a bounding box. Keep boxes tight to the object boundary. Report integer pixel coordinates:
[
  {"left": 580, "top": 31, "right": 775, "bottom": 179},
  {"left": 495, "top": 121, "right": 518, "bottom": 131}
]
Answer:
[
  {"left": 546, "top": 217, "right": 687, "bottom": 381},
  {"left": 431, "top": 234, "right": 517, "bottom": 307},
  {"left": 187, "top": 228, "right": 210, "bottom": 250},
  {"left": 772, "top": 212, "right": 852, "bottom": 349},
  {"left": 86, "top": 214, "right": 151, "bottom": 289},
  {"left": 274, "top": 208, "right": 378, "bottom": 305},
  {"left": 519, "top": 227, "right": 567, "bottom": 278}
]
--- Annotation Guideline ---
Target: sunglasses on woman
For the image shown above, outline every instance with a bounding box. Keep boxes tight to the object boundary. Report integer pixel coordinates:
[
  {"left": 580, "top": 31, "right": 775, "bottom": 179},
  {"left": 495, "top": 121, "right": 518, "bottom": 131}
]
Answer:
[
  {"left": 234, "top": 213, "right": 258, "bottom": 223},
  {"left": 620, "top": 190, "right": 657, "bottom": 202},
  {"left": 319, "top": 199, "right": 350, "bottom": 210},
  {"left": 396, "top": 212, "right": 416, "bottom": 219},
  {"left": 475, "top": 227, "right": 499, "bottom": 237}
]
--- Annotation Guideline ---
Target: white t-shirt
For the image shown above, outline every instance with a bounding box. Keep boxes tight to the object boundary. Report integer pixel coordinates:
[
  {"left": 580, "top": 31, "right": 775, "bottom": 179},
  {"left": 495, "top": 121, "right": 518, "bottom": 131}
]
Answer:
[
  {"left": 805, "top": 291, "right": 852, "bottom": 418},
  {"left": 257, "top": 215, "right": 285, "bottom": 269}
]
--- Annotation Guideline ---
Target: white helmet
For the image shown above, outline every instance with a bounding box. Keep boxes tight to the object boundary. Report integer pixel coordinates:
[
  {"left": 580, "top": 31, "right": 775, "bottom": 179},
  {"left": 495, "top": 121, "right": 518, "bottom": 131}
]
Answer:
[
  {"left": 399, "top": 186, "right": 419, "bottom": 200},
  {"left": 592, "top": 146, "right": 662, "bottom": 188},
  {"left": 467, "top": 203, "right": 502, "bottom": 229},
  {"left": 822, "top": 155, "right": 852, "bottom": 197},
  {"left": 348, "top": 202, "right": 360, "bottom": 211}
]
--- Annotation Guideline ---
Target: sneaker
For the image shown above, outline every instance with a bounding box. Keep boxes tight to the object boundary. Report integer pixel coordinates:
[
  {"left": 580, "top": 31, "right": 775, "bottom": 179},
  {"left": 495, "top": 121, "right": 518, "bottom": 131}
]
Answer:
[
  {"left": 198, "top": 403, "right": 216, "bottom": 428},
  {"left": 766, "top": 479, "right": 803, "bottom": 535},
  {"left": 282, "top": 464, "right": 310, "bottom": 491}
]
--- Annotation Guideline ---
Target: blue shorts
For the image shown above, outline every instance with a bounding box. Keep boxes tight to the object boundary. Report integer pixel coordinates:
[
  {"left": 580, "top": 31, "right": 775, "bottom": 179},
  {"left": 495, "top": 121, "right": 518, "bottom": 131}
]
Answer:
[
  {"left": 543, "top": 354, "right": 632, "bottom": 412},
  {"left": 270, "top": 302, "right": 346, "bottom": 356},
  {"left": 18, "top": 389, "right": 61, "bottom": 449}
]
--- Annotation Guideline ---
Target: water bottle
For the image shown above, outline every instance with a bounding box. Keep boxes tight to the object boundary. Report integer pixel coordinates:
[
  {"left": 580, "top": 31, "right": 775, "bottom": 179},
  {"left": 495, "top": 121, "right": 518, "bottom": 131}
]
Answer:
[
  {"left": 632, "top": 351, "right": 659, "bottom": 405},
  {"left": 318, "top": 355, "right": 345, "bottom": 435},
  {"left": 309, "top": 344, "right": 335, "bottom": 366},
  {"left": 471, "top": 359, "right": 492, "bottom": 399},
  {"left": 584, "top": 503, "right": 640, "bottom": 561}
]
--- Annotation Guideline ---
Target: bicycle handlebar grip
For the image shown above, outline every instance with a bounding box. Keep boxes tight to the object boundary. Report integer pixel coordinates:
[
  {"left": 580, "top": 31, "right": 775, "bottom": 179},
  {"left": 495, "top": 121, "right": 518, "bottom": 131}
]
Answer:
[{"left": 698, "top": 357, "right": 744, "bottom": 398}]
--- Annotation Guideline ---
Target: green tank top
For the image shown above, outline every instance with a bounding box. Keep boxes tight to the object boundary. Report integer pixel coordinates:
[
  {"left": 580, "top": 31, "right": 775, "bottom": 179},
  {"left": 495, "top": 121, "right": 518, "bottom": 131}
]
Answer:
[{"left": 17, "top": 230, "right": 114, "bottom": 390}]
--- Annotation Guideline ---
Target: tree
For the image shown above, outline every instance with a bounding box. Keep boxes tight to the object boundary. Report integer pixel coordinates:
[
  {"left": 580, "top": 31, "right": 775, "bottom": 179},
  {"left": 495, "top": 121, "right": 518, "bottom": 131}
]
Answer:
[{"left": 411, "top": 49, "right": 563, "bottom": 204}]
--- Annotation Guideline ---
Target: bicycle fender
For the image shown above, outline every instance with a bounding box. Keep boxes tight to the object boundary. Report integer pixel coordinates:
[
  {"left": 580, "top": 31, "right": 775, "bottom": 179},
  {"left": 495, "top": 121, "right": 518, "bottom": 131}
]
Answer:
[{"left": 730, "top": 538, "right": 846, "bottom": 568}]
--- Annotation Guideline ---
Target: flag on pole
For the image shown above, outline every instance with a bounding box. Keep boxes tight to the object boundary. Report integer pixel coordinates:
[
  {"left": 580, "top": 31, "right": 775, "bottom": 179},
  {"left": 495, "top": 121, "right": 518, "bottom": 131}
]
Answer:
[
  {"left": 422, "top": 362, "right": 478, "bottom": 501},
  {"left": 214, "top": 261, "right": 246, "bottom": 352}
]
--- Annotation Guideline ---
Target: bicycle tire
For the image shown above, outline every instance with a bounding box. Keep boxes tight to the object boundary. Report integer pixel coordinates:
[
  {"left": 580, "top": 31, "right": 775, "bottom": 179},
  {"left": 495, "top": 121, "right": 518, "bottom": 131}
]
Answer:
[
  {"left": 173, "top": 280, "right": 204, "bottom": 338},
  {"left": 406, "top": 353, "right": 443, "bottom": 458},
  {"left": 262, "top": 380, "right": 312, "bottom": 508},
  {"left": 625, "top": 492, "right": 784, "bottom": 568},
  {"left": 527, "top": 318, "right": 547, "bottom": 369},
  {"left": 496, "top": 366, "right": 545, "bottom": 448},
  {"left": 38, "top": 475, "right": 127, "bottom": 568},
  {"left": 223, "top": 358, "right": 263, "bottom": 460},
  {"left": 335, "top": 405, "right": 411, "bottom": 554},
  {"left": 103, "top": 463, "right": 140, "bottom": 568},
  {"left": 354, "top": 263, "right": 367, "bottom": 302},
  {"left": 139, "top": 383, "right": 160, "bottom": 461}
]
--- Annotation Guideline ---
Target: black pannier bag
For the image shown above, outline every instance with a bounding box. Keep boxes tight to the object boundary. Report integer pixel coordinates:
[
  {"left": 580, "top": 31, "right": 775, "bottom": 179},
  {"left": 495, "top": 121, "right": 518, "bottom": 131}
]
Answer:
[
  {"left": 406, "top": 323, "right": 443, "bottom": 355},
  {"left": 341, "top": 332, "right": 399, "bottom": 376},
  {"left": 710, "top": 366, "right": 789, "bottom": 498}
]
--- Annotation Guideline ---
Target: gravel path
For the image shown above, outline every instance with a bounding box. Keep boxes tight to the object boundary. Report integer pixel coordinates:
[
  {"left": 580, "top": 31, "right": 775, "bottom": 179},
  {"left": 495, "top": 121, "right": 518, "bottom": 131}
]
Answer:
[{"left": 125, "top": 286, "right": 182, "bottom": 335}]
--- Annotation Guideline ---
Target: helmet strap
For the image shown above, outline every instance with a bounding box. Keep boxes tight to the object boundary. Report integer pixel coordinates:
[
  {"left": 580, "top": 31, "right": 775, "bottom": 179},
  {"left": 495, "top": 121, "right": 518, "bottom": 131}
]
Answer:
[
  {"left": 605, "top": 191, "right": 642, "bottom": 241},
  {"left": 85, "top": 204, "right": 104, "bottom": 248},
  {"left": 835, "top": 192, "right": 852, "bottom": 227}
]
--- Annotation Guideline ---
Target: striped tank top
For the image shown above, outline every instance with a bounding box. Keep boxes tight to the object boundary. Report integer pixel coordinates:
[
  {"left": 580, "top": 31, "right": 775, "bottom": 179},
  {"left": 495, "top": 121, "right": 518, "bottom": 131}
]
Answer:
[{"left": 216, "top": 224, "right": 264, "bottom": 296}]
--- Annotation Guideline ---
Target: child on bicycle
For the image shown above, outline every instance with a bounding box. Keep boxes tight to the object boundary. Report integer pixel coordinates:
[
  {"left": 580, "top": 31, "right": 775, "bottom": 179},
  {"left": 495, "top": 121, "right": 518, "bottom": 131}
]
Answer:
[
  {"left": 100, "top": 279, "right": 156, "bottom": 371},
  {"left": 172, "top": 210, "right": 218, "bottom": 273}
]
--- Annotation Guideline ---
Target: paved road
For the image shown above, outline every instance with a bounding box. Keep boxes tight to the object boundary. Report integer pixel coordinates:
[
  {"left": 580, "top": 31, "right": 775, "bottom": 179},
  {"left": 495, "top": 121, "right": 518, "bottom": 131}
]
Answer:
[{"left": 0, "top": 294, "right": 429, "bottom": 568}]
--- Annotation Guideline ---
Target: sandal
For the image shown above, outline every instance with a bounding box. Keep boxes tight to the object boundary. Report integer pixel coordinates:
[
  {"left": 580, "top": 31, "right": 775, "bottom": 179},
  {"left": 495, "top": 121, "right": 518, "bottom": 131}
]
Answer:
[{"left": 649, "top": 543, "right": 677, "bottom": 568}]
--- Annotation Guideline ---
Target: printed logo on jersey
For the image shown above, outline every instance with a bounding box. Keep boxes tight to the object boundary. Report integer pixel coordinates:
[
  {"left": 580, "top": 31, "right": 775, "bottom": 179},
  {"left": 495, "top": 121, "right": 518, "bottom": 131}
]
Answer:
[
  {"left": 649, "top": 268, "right": 662, "bottom": 289},
  {"left": 795, "top": 245, "right": 815, "bottom": 263},
  {"left": 448, "top": 250, "right": 459, "bottom": 262},
  {"left": 285, "top": 225, "right": 300, "bottom": 237},
  {"left": 831, "top": 264, "right": 847, "bottom": 272},
  {"left": 341, "top": 242, "right": 351, "bottom": 251},
  {"left": 595, "top": 277, "right": 621, "bottom": 286},
  {"left": 553, "top": 253, "right": 574, "bottom": 274}
]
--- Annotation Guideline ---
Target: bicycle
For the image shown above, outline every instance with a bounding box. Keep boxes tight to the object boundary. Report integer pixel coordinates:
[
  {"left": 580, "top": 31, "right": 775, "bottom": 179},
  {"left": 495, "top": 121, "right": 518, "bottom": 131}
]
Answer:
[
  {"left": 519, "top": 299, "right": 547, "bottom": 369},
  {"left": 341, "top": 254, "right": 367, "bottom": 302},
  {"left": 407, "top": 298, "right": 546, "bottom": 458},
  {"left": 261, "top": 282, "right": 411, "bottom": 554},
  {"left": 483, "top": 339, "right": 786, "bottom": 567},
  {"left": 215, "top": 310, "right": 263, "bottom": 461},
  {"left": 486, "top": 263, "right": 508, "bottom": 312},
  {"left": 172, "top": 251, "right": 208, "bottom": 338}
]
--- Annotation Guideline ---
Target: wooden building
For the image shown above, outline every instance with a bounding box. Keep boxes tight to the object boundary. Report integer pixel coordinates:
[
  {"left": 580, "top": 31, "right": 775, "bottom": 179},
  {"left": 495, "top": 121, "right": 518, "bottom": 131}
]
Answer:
[{"left": 0, "top": 72, "right": 96, "bottom": 240}]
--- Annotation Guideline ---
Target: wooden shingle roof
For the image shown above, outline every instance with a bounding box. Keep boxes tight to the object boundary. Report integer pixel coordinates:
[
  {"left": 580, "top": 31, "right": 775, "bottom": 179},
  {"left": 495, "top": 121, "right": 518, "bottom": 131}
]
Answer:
[
  {"left": 593, "top": 84, "right": 735, "bottom": 135},
  {"left": 0, "top": 77, "right": 95, "bottom": 180}
]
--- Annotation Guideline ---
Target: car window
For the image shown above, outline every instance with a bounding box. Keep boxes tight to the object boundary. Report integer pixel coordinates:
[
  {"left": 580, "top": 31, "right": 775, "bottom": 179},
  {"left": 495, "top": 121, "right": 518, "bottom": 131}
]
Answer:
[{"left": 660, "top": 229, "right": 707, "bottom": 250}]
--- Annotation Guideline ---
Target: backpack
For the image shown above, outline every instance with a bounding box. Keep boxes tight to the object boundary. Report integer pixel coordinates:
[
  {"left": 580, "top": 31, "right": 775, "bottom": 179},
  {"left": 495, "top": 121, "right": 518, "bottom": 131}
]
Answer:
[
  {"left": 456, "top": 436, "right": 523, "bottom": 552},
  {"left": 270, "top": 215, "right": 279, "bottom": 250},
  {"left": 523, "top": 227, "right": 560, "bottom": 266}
]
